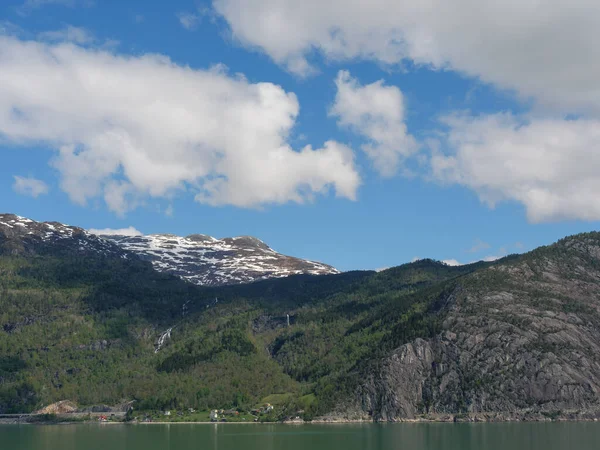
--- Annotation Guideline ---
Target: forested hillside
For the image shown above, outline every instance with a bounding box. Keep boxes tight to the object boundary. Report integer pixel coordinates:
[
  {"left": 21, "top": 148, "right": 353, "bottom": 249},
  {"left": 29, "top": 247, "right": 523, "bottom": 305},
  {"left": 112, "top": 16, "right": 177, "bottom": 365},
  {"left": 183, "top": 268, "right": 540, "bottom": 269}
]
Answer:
[
  {"left": 3, "top": 215, "right": 600, "bottom": 422},
  {"left": 0, "top": 214, "right": 484, "bottom": 417}
]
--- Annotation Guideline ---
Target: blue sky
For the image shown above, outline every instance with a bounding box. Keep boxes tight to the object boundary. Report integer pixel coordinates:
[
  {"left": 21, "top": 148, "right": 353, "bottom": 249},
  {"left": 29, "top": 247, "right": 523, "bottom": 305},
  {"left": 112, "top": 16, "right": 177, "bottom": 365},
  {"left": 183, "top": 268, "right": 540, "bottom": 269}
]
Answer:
[{"left": 1, "top": 0, "right": 600, "bottom": 271}]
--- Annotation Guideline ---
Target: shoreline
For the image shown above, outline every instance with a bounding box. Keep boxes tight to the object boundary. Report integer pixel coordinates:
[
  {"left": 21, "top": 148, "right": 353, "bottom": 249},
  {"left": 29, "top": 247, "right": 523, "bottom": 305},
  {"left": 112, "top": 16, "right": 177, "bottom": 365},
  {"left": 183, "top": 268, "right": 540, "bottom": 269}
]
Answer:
[
  {"left": 4, "top": 417, "right": 600, "bottom": 426},
  {"left": 3, "top": 420, "right": 600, "bottom": 426},
  {"left": 4, "top": 407, "right": 600, "bottom": 426}
]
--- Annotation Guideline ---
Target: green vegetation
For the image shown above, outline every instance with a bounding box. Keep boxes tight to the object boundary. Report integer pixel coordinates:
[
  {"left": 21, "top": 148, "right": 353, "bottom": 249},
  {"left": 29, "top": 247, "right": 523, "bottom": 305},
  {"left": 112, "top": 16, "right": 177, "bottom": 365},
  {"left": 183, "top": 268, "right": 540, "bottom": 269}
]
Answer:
[
  {"left": 0, "top": 231, "right": 491, "bottom": 419},
  {"left": 129, "top": 409, "right": 257, "bottom": 423}
]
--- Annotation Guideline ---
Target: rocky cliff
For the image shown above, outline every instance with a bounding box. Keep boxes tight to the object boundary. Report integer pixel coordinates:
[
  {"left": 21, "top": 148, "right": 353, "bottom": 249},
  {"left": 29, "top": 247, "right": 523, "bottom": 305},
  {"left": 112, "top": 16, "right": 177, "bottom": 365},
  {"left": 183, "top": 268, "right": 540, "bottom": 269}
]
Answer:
[{"left": 342, "top": 234, "right": 600, "bottom": 421}]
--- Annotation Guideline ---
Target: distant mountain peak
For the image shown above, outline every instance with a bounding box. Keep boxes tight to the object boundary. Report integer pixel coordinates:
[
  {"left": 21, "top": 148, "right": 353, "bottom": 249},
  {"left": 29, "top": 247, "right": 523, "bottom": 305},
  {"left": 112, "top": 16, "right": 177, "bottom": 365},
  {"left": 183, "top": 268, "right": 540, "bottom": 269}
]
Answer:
[
  {"left": 102, "top": 231, "right": 338, "bottom": 286},
  {"left": 0, "top": 213, "right": 130, "bottom": 259},
  {"left": 0, "top": 213, "right": 338, "bottom": 287}
]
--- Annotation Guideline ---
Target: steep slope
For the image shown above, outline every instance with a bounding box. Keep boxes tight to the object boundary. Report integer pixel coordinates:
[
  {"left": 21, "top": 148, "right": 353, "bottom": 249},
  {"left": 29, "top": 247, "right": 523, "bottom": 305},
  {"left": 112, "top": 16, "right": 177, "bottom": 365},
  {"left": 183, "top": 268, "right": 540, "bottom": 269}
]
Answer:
[
  {"left": 0, "top": 214, "right": 128, "bottom": 259},
  {"left": 0, "top": 214, "right": 298, "bottom": 413},
  {"left": 103, "top": 232, "right": 338, "bottom": 286},
  {"left": 153, "top": 259, "right": 489, "bottom": 418},
  {"left": 342, "top": 233, "right": 600, "bottom": 421}
]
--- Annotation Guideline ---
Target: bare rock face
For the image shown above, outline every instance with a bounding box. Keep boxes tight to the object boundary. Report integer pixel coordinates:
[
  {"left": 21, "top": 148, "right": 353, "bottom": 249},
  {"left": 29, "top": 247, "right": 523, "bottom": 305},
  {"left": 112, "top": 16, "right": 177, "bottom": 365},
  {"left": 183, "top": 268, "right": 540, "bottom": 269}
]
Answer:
[
  {"left": 353, "top": 234, "right": 600, "bottom": 421},
  {"left": 102, "top": 232, "right": 338, "bottom": 287},
  {"left": 34, "top": 400, "right": 78, "bottom": 414}
]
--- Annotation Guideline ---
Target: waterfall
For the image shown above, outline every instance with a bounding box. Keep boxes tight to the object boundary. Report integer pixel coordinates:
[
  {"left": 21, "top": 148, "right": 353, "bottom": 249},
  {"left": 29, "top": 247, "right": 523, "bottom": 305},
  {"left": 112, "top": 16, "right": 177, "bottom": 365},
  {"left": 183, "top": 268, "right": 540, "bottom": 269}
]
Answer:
[{"left": 155, "top": 327, "right": 174, "bottom": 353}]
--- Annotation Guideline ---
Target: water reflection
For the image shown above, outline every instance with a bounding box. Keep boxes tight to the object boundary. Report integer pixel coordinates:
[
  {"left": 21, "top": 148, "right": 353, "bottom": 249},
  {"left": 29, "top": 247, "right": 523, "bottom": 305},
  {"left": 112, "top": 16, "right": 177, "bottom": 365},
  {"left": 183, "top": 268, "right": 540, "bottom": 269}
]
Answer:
[{"left": 0, "top": 422, "right": 599, "bottom": 450}]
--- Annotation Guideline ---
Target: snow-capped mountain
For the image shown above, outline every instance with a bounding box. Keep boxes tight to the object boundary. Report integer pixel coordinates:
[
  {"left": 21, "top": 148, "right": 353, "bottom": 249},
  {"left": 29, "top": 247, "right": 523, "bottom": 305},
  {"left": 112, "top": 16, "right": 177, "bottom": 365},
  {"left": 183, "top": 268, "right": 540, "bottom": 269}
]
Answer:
[
  {"left": 0, "top": 213, "right": 129, "bottom": 259},
  {"left": 101, "top": 233, "right": 339, "bottom": 286},
  {"left": 0, "top": 214, "right": 339, "bottom": 286}
]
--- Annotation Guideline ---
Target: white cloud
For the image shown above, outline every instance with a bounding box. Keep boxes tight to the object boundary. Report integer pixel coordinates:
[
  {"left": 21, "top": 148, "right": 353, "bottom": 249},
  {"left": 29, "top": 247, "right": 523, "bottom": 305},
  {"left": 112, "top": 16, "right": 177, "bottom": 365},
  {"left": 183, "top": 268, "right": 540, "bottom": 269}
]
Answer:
[
  {"left": 330, "top": 70, "right": 417, "bottom": 176},
  {"left": 0, "top": 36, "right": 360, "bottom": 215},
  {"left": 88, "top": 226, "right": 143, "bottom": 237},
  {"left": 442, "top": 259, "right": 462, "bottom": 266},
  {"left": 177, "top": 12, "right": 201, "bottom": 31},
  {"left": 430, "top": 113, "right": 600, "bottom": 222},
  {"left": 12, "top": 176, "right": 49, "bottom": 198},
  {"left": 482, "top": 255, "right": 502, "bottom": 262},
  {"left": 214, "top": 0, "right": 600, "bottom": 115},
  {"left": 214, "top": 0, "right": 600, "bottom": 225},
  {"left": 443, "top": 251, "right": 506, "bottom": 266},
  {"left": 38, "top": 26, "right": 94, "bottom": 45}
]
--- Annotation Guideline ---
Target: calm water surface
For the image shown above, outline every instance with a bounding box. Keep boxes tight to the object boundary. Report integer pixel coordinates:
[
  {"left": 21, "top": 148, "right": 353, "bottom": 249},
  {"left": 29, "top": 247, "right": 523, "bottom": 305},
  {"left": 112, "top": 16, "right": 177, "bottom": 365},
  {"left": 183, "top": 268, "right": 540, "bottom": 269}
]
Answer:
[{"left": 1, "top": 422, "right": 599, "bottom": 450}]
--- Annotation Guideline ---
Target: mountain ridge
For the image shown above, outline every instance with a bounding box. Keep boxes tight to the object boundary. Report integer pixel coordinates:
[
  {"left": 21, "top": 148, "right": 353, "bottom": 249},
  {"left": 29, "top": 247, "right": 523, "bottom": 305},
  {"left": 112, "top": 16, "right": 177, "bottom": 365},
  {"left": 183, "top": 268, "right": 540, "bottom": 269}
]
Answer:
[
  {"left": 0, "top": 213, "right": 339, "bottom": 286},
  {"left": 98, "top": 230, "right": 339, "bottom": 286}
]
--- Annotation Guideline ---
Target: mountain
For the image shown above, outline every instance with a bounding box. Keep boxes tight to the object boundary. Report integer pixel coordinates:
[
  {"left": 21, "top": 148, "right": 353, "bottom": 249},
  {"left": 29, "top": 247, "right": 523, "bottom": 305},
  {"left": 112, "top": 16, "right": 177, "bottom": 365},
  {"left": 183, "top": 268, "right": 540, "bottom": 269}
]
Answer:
[
  {"left": 102, "top": 232, "right": 338, "bottom": 286},
  {"left": 0, "top": 214, "right": 129, "bottom": 259},
  {"left": 0, "top": 213, "right": 338, "bottom": 287},
  {"left": 2, "top": 212, "right": 600, "bottom": 422},
  {"left": 338, "top": 233, "right": 600, "bottom": 422}
]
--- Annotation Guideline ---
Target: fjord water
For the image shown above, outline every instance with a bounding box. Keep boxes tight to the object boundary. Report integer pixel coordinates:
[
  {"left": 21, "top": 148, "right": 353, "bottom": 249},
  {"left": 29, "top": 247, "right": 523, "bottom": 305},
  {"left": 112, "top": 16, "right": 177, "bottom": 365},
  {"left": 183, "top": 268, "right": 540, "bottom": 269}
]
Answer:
[{"left": 2, "top": 423, "right": 600, "bottom": 450}]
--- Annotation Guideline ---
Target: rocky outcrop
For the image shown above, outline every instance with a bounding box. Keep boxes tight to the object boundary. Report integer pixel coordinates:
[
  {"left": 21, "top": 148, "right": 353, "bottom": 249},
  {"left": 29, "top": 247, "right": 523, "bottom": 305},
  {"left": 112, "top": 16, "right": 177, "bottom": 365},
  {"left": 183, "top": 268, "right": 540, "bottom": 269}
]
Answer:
[
  {"left": 347, "top": 235, "right": 600, "bottom": 421},
  {"left": 35, "top": 400, "right": 78, "bottom": 414}
]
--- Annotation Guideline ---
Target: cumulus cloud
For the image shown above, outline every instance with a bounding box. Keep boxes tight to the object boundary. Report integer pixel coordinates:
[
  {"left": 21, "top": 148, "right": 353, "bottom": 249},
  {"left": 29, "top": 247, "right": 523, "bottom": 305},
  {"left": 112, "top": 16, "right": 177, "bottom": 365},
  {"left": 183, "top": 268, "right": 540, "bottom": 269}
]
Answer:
[
  {"left": 430, "top": 113, "right": 600, "bottom": 222},
  {"left": 0, "top": 36, "right": 360, "bottom": 215},
  {"left": 330, "top": 71, "right": 416, "bottom": 176},
  {"left": 177, "top": 12, "right": 201, "bottom": 31},
  {"left": 214, "top": 0, "right": 600, "bottom": 115},
  {"left": 12, "top": 176, "right": 49, "bottom": 198},
  {"left": 214, "top": 0, "right": 600, "bottom": 224},
  {"left": 88, "top": 226, "right": 143, "bottom": 237}
]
